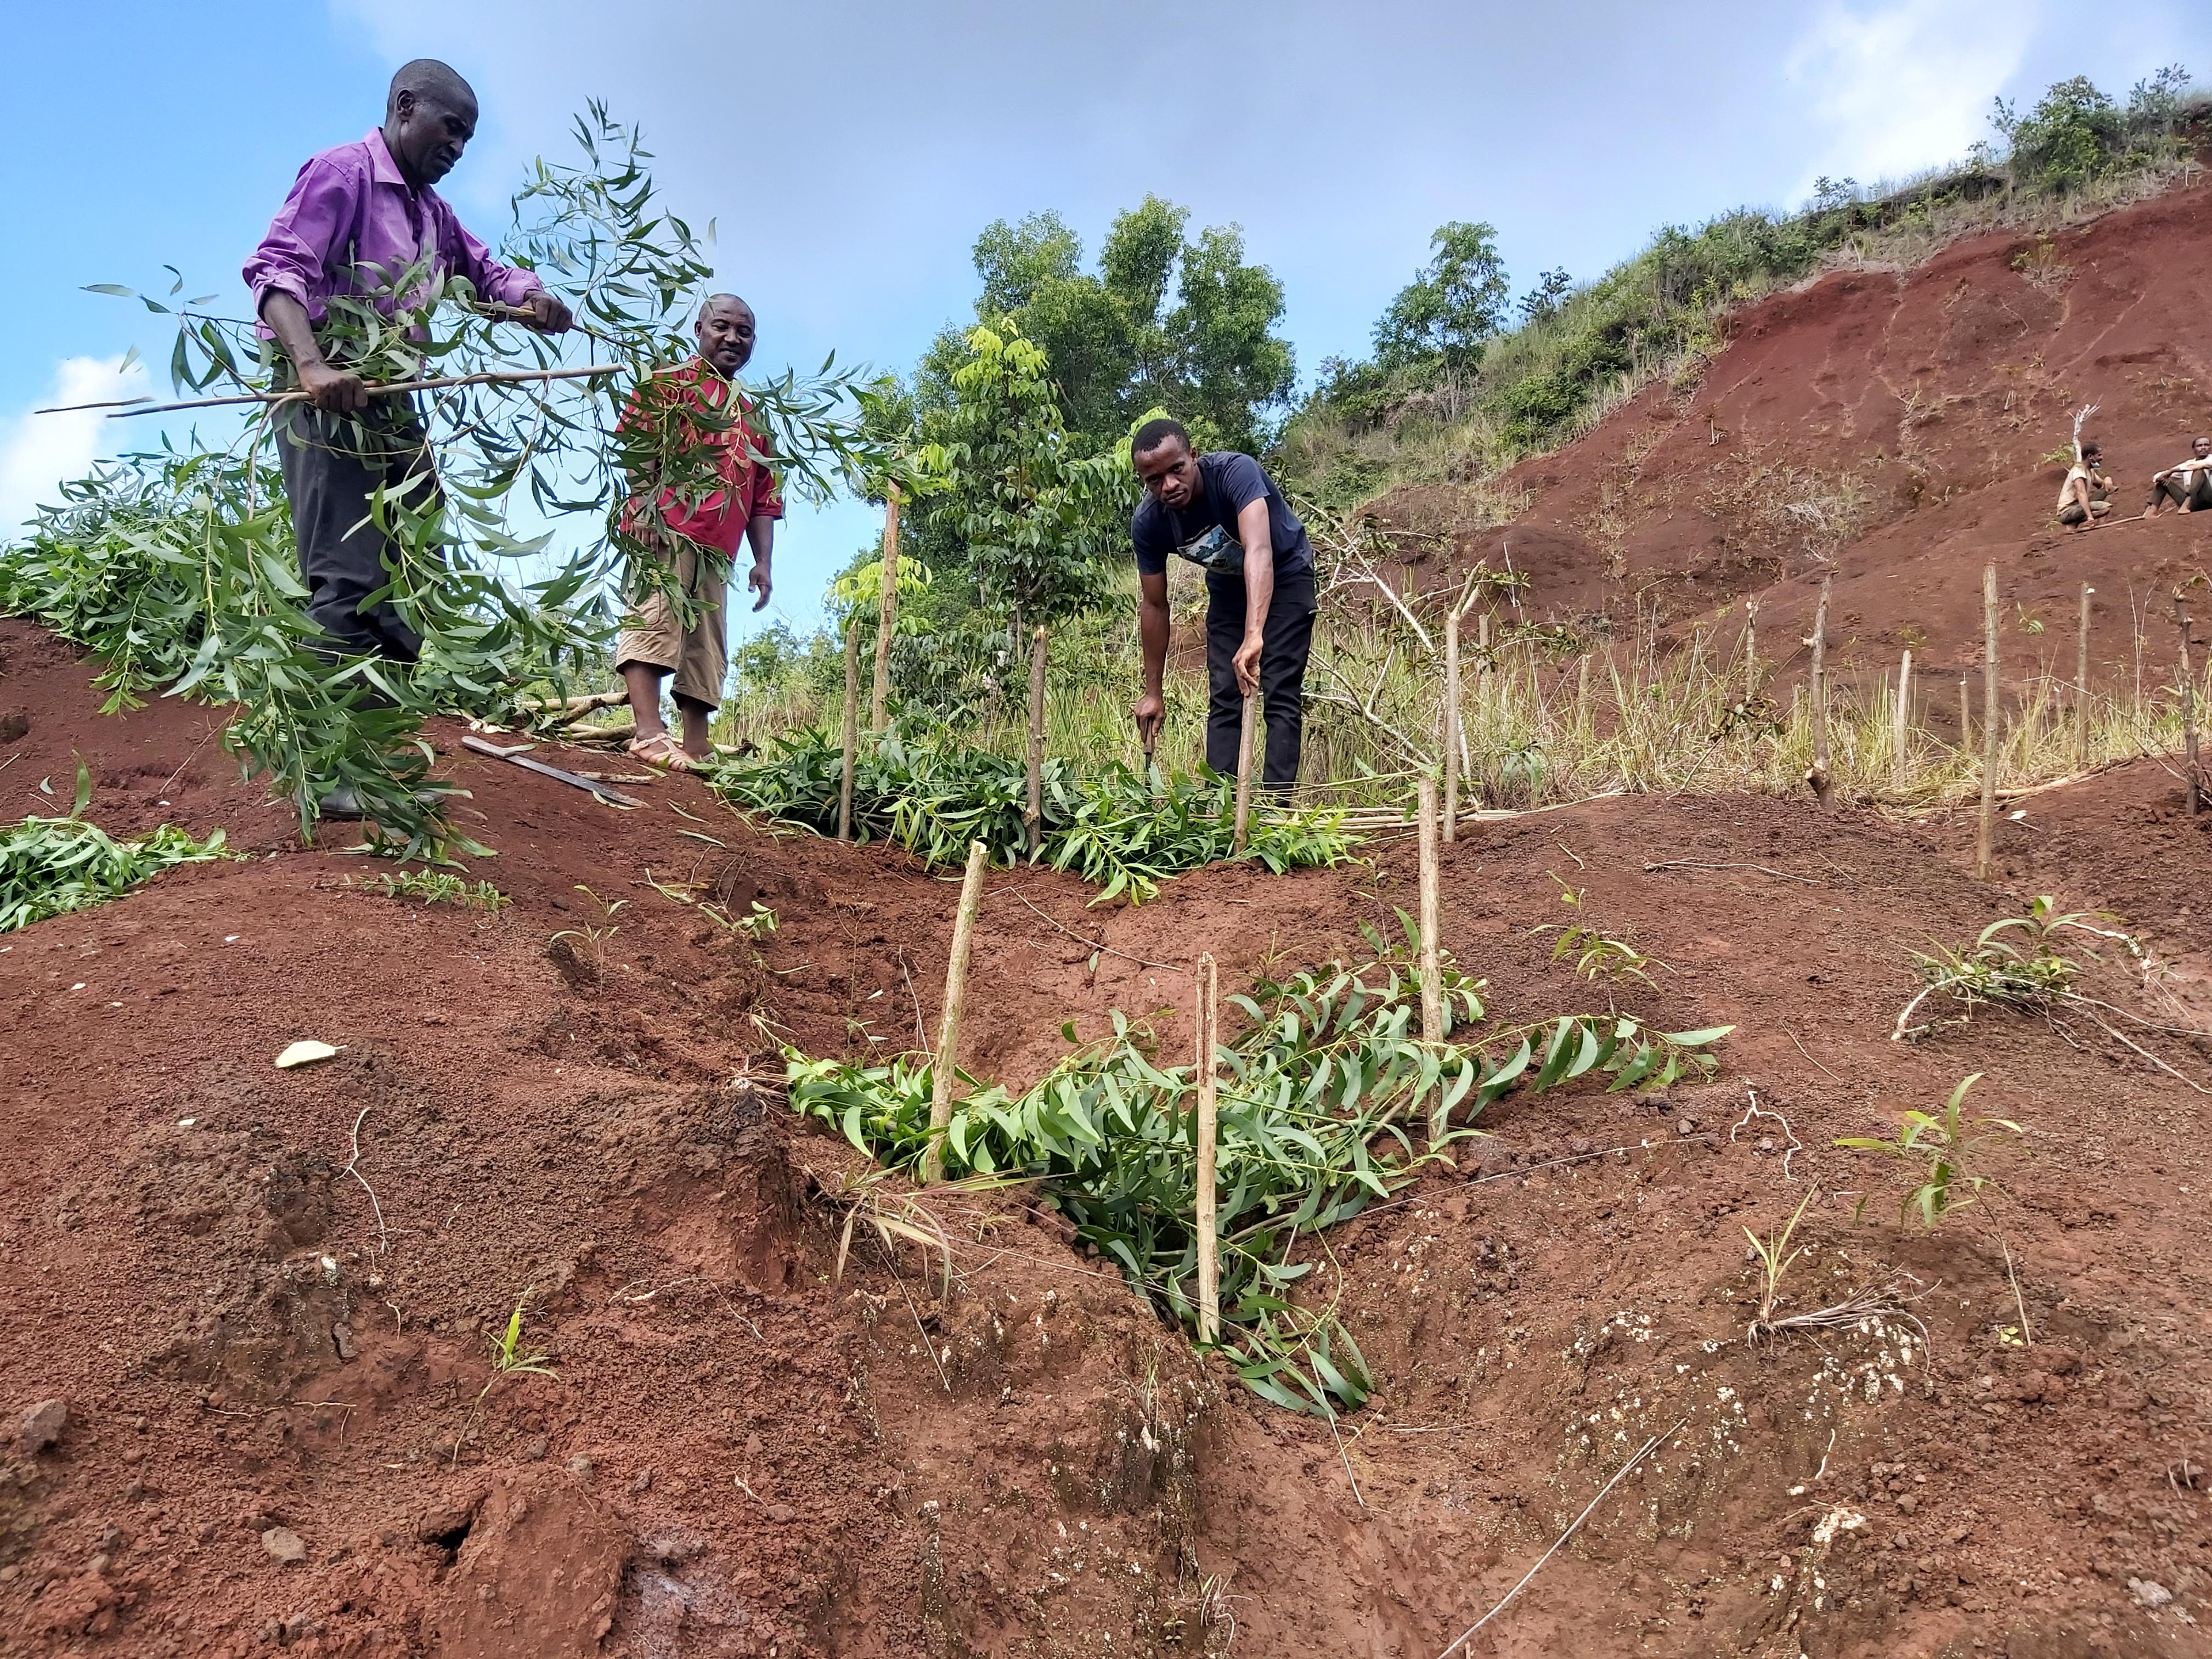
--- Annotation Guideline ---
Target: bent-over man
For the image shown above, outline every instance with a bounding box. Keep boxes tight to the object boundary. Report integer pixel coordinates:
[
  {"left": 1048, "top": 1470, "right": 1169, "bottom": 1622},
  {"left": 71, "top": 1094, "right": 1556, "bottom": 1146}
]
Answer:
[
  {"left": 2147, "top": 436, "right": 2212, "bottom": 516},
  {"left": 244, "top": 59, "right": 571, "bottom": 815},
  {"left": 1130, "top": 420, "right": 1317, "bottom": 792},
  {"left": 2056, "top": 443, "right": 2113, "bottom": 530},
  {"left": 613, "top": 294, "right": 780, "bottom": 769}
]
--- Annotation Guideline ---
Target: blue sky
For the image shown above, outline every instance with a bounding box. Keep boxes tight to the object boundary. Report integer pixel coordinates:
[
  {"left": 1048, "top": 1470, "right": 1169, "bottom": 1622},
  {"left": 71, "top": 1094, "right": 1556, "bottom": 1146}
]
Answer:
[{"left": 1, "top": 0, "right": 2197, "bottom": 635}]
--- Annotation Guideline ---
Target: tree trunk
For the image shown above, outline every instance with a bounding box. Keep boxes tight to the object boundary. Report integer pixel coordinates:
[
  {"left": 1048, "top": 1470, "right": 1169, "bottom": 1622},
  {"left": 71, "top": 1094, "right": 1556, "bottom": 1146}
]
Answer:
[{"left": 1024, "top": 624, "right": 1048, "bottom": 856}]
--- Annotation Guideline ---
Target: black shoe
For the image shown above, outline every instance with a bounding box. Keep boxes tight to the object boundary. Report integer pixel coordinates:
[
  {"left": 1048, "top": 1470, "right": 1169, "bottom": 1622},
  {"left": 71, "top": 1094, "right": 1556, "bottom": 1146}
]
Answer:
[{"left": 317, "top": 785, "right": 368, "bottom": 820}]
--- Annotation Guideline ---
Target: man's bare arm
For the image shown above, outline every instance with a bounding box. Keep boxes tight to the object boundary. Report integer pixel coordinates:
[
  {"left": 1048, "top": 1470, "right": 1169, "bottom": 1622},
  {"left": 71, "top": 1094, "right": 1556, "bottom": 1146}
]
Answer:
[
  {"left": 258, "top": 291, "right": 366, "bottom": 413},
  {"left": 1133, "top": 570, "right": 1171, "bottom": 744},
  {"left": 744, "top": 513, "right": 775, "bottom": 611},
  {"left": 1232, "top": 498, "right": 1274, "bottom": 697}
]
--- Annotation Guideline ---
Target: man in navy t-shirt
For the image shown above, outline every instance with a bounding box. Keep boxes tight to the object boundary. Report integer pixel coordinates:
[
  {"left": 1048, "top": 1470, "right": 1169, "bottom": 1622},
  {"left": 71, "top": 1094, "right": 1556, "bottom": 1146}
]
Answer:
[{"left": 1129, "top": 418, "right": 1318, "bottom": 789}]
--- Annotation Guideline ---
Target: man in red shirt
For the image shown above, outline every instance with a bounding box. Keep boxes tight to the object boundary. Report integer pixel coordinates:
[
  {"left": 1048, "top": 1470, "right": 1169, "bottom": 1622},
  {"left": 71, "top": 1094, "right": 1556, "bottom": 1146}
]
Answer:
[{"left": 614, "top": 294, "right": 782, "bottom": 767}]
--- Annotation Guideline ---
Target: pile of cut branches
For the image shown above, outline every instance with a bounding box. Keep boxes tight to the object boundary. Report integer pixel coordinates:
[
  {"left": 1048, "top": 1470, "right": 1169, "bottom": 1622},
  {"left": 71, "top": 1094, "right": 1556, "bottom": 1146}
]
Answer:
[
  {"left": 0, "top": 770, "right": 232, "bottom": 932},
  {"left": 788, "top": 928, "right": 1730, "bottom": 1414},
  {"left": 708, "top": 720, "right": 1355, "bottom": 902}
]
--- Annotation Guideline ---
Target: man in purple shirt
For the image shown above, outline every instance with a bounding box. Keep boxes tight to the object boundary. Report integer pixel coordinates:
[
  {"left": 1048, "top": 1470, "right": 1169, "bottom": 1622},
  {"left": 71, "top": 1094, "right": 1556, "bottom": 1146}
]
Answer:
[{"left": 244, "top": 58, "right": 571, "bottom": 747}]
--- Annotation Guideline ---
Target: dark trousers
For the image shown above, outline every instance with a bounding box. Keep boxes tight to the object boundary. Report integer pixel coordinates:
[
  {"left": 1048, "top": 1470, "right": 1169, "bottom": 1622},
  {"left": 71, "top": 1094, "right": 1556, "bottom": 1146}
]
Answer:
[
  {"left": 275, "top": 403, "right": 439, "bottom": 662},
  {"left": 1204, "top": 568, "right": 1317, "bottom": 790},
  {"left": 2153, "top": 472, "right": 2212, "bottom": 511}
]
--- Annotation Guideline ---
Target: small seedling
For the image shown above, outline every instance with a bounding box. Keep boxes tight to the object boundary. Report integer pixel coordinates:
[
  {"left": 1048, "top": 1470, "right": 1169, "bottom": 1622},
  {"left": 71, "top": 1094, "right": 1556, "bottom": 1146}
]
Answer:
[
  {"left": 484, "top": 1289, "right": 557, "bottom": 1386},
  {"left": 1895, "top": 896, "right": 2126, "bottom": 1039},
  {"left": 1745, "top": 1186, "right": 1818, "bottom": 1344},
  {"left": 550, "top": 885, "right": 627, "bottom": 967},
  {"left": 344, "top": 870, "right": 509, "bottom": 910},
  {"left": 1836, "top": 1073, "right": 2022, "bottom": 1227},
  {"left": 735, "top": 901, "right": 777, "bottom": 939},
  {"left": 451, "top": 1288, "right": 557, "bottom": 1469},
  {"left": 1533, "top": 876, "right": 1657, "bottom": 985}
]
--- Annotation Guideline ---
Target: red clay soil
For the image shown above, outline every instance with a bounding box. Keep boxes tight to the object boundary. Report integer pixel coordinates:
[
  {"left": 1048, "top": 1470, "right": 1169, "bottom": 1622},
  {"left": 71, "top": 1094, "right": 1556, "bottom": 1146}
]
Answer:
[
  {"left": 2, "top": 616, "right": 2210, "bottom": 1659},
  {"left": 1367, "top": 179, "right": 2212, "bottom": 699}
]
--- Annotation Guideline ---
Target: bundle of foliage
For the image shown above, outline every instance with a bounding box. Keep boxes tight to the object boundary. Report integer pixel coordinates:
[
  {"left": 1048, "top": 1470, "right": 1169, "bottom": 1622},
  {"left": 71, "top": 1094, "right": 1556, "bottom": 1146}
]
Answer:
[
  {"left": 708, "top": 720, "right": 1351, "bottom": 903},
  {"left": 789, "top": 932, "right": 1731, "bottom": 1414},
  {"left": 920, "top": 196, "right": 1295, "bottom": 457},
  {"left": 1, "top": 104, "right": 892, "bottom": 858},
  {"left": 0, "top": 770, "right": 232, "bottom": 933},
  {"left": 1838, "top": 1073, "right": 2021, "bottom": 1228}
]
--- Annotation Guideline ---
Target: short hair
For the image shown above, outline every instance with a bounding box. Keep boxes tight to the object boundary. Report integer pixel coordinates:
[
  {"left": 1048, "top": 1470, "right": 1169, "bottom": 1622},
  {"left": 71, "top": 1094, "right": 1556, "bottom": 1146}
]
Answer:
[
  {"left": 2080, "top": 441, "right": 2102, "bottom": 456},
  {"left": 697, "top": 292, "right": 753, "bottom": 323},
  {"left": 1132, "top": 417, "right": 1190, "bottom": 456},
  {"left": 388, "top": 59, "right": 475, "bottom": 117}
]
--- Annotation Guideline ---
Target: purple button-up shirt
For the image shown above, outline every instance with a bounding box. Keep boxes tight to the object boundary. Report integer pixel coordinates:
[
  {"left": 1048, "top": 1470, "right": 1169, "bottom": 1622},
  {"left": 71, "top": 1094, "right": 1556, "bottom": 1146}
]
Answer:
[{"left": 243, "top": 127, "right": 543, "bottom": 331}]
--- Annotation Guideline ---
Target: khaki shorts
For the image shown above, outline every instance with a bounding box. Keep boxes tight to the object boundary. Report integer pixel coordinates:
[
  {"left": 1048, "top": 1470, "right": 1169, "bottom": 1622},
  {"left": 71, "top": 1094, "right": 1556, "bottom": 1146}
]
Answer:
[{"left": 615, "top": 544, "right": 727, "bottom": 711}]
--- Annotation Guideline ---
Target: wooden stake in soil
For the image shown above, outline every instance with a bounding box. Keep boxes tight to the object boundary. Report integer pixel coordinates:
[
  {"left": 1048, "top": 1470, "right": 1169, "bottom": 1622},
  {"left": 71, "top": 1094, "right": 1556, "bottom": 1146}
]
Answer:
[
  {"left": 1417, "top": 778, "right": 1446, "bottom": 1112},
  {"left": 1807, "top": 574, "right": 1833, "bottom": 804},
  {"left": 1742, "top": 598, "right": 1759, "bottom": 702},
  {"left": 923, "top": 840, "right": 990, "bottom": 1185},
  {"left": 1976, "top": 563, "right": 2001, "bottom": 880},
  {"left": 1442, "top": 607, "right": 1463, "bottom": 843},
  {"left": 837, "top": 619, "right": 860, "bottom": 844},
  {"left": 1231, "top": 687, "right": 1260, "bottom": 855},
  {"left": 870, "top": 484, "right": 900, "bottom": 731},
  {"left": 1192, "top": 951, "right": 1221, "bottom": 1345},
  {"left": 2075, "top": 582, "right": 2094, "bottom": 771},
  {"left": 1893, "top": 648, "right": 1912, "bottom": 780},
  {"left": 1959, "top": 678, "right": 1972, "bottom": 753},
  {"left": 2182, "top": 600, "right": 2203, "bottom": 816},
  {"left": 1024, "top": 624, "right": 1049, "bottom": 855}
]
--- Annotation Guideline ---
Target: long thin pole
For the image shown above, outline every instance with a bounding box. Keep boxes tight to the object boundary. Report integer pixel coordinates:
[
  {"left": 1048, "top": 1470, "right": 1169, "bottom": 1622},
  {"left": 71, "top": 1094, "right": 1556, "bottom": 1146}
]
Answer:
[
  {"left": 2075, "top": 582, "right": 2094, "bottom": 770},
  {"left": 66, "top": 362, "right": 624, "bottom": 420},
  {"left": 1232, "top": 689, "right": 1260, "bottom": 855},
  {"left": 923, "top": 841, "right": 991, "bottom": 1185},
  {"left": 837, "top": 619, "right": 860, "bottom": 844},
  {"left": 871, "top": 484, "right": 900, "bottom": 731},
  {"left": 1193, "top": 951, "right": 1221, "bottom": 1345},
  {"left": 1743, "top": 599, "right": 1759, "bottom": 702},
  {"left": 1417, "top": 777, "right": 1444, "bottom": 1082},
  {"left": 1959, "top": 678, "right": 1972, "bottom": 753},
  {"left": 1807, "top": 575, "right": 1833, "bottom": 804},
  {"left": 2182, "top": 601, "right": 2202, "bottom": 816},
  {"left": 1442, "top": 608, "right": 1463, "bottom": 843},
  {"left": 1893, "top": 648, "right": 1912, "bottom": 782},
  {"left": 1024, "top": 624, "right": 1049, "bottom": 856},
  {"left": 1977, "top": 564, "right": 2000, "bottom": 879}
]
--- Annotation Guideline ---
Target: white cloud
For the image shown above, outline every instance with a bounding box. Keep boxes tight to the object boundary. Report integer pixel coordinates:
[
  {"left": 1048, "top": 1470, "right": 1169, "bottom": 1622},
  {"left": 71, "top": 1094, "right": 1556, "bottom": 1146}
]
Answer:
[
  {"left": 0, "top": 356, "right": 151, "bottom": 536},
  {"left": 1785, "top": 0, "right": 2035, "bottom": 201}
]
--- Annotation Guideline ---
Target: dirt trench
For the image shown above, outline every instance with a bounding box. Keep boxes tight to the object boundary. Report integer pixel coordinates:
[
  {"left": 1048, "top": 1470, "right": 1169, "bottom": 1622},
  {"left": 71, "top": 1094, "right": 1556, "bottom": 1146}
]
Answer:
[{"left": 2, "top": 617, "right": 2211, "bottom": 1658}]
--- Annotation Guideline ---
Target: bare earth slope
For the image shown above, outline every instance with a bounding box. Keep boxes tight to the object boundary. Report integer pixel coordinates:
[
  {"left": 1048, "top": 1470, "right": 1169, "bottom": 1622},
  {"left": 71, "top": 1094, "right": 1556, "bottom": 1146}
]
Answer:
[
  {"left": 1, "top": 613, "right": 2209, "bottom": 1659},
  {"left": 1371, "top": 181, "right": 2212, "bottom": 688}
]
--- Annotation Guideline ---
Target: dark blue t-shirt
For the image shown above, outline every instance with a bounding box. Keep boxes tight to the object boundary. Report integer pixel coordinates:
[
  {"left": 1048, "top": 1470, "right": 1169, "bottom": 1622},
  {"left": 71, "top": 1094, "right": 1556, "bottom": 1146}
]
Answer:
[{"left": 1130, "top": 451, "right": 1314, "bottom": 582}]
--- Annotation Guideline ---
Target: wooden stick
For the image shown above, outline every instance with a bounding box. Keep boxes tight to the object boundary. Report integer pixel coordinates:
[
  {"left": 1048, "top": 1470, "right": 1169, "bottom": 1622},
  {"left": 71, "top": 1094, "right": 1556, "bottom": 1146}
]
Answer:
[
  {"left": 1893, "top": 648, "right": 1912, "bottom": 778},
  {"left": 837, "top": 619, "right": 860, "bottom": 844},
  {"left": 1417, "top": 778, "right": 1444, "bottom": 1082},
  {"left": 871, "top": 484, "right": 900, "bottom": 731},
  {"left": 923, "top": 841, "right": 990, "bottom": 1185},
  {"left": 1024, "top": 624, "right": 1049, "bottom": 856},
  {"left": 1977, "top": 563, "right": 2000, "bottom": 879},
  {"left": 2182, "top": 601, "right": 2202, "bottom": 817},
  {"left": 77, "top": 362, "right": 624, "bottom": 420},
  {"left": 2075, "top": 582, "right": 2094, "bottom": 771},
  {"left": 1193, "top": 951, "right": 1221, "bottom": 1346},
  {"left": 1959, "top": 678, "right": 1972, "bottom": 753},
  {"left": 1232, "top": 687, "right": 1260, "bottom": 854},
  {"left": 1742, "top": 599, "right": 1759, "bottom": 701},
  {"left": 1807, "top": 574, "right": 1833, "bottom": 804},
  {"left": 1442, "top": 608, "right": 1463, "bottom": 843}
]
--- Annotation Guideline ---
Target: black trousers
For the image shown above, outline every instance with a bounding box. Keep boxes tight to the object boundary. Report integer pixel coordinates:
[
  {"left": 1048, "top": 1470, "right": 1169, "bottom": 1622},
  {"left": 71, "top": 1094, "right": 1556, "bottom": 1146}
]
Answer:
[
  {"left": 1204, "top": 568, "right": 1317, "bottom": 790},
  {"left": 2154, "top": 472, "right": 2212, "bottom": 511},
  {"left": 275, "top": 402, "right": 439, "bottom": 663}
]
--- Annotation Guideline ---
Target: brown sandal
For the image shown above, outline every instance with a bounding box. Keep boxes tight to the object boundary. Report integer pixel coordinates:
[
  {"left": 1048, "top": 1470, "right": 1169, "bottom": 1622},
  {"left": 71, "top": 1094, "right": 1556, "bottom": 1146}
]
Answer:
[{"left": 626, "top": 731, "right": 694, "bottom": 772}]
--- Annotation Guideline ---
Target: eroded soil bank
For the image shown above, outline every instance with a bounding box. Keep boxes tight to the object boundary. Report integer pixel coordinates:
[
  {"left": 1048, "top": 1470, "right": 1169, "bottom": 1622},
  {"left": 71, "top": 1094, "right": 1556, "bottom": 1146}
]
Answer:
[{"left": 1, "top": 617, "right": 2209, "bottom": 1658}]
